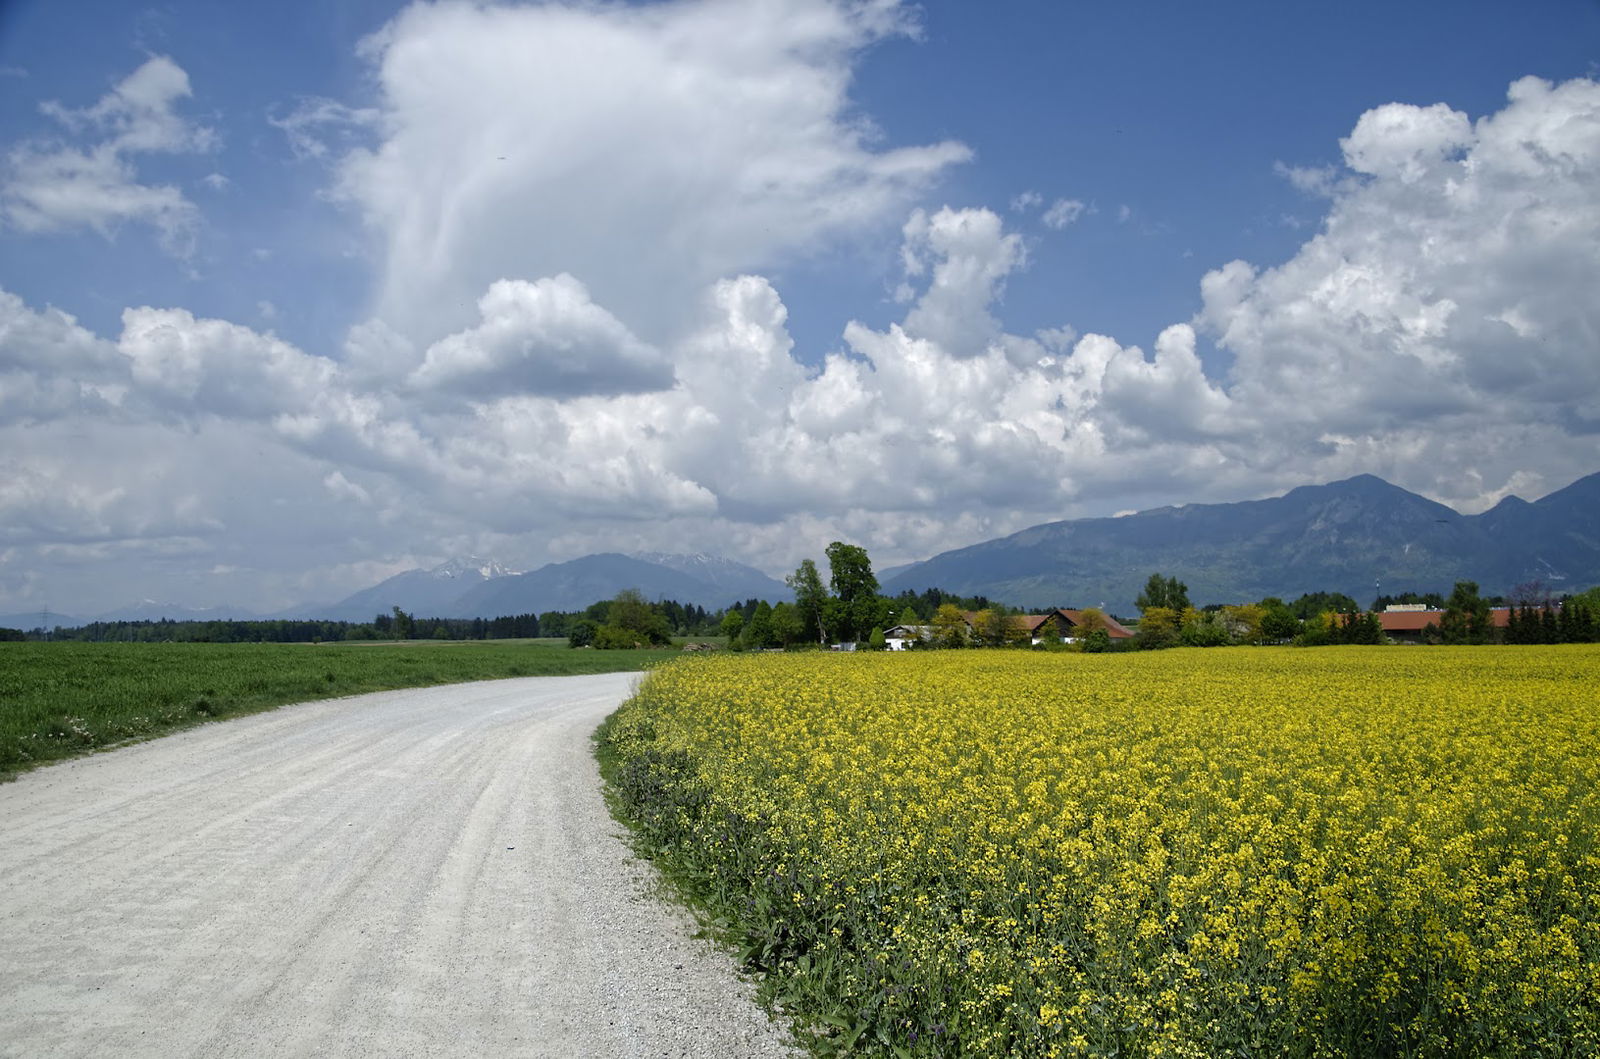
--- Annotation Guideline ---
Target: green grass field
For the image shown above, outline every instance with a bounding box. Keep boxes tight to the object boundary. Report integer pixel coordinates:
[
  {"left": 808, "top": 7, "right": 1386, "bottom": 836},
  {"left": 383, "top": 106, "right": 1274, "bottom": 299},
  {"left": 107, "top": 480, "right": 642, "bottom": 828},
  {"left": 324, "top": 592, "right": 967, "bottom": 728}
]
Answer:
[{"left": 0, "top": 640, "right": 678, "bottom": 778}]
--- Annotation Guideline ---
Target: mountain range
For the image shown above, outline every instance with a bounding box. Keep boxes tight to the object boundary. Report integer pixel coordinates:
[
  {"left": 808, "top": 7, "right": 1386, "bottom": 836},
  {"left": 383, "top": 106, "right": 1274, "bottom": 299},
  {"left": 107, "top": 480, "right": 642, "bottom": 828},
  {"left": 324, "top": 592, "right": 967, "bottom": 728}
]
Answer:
[
  {"left": 303, "top": 556, "right": 518, "bottom": 623},
  {"left": 304, "top": 552, "right": 791, "bottom": 623},
  {"left": 881, "top": 471, "right": 1600, "bottom": 615},
  {"left": 9, "top": 472, "right": 1596, "bottom": 631},
  {"left": 0, "top": 603, "right": 258, "bottom": 631}
]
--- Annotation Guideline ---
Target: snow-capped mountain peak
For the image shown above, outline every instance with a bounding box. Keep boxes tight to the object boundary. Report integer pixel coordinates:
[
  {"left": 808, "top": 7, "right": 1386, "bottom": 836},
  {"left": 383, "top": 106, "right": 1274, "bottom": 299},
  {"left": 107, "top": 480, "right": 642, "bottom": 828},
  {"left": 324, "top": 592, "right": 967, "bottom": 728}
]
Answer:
[
  {"left": 429, "top": 556, "right": 517, "bottom": 581},
  {"left": 628, "top": 552, "right": 788, "bottom": 596},
  {"left": 632, "top": 551, "right": 734, "bottom": 573}
]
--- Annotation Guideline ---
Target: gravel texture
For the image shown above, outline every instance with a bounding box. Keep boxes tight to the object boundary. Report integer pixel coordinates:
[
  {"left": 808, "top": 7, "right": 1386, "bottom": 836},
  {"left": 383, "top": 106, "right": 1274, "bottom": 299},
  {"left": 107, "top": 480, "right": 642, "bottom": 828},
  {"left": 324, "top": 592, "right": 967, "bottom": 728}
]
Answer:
[{"left": 0, "top": 674, "right": 799, "bottom": 1058}]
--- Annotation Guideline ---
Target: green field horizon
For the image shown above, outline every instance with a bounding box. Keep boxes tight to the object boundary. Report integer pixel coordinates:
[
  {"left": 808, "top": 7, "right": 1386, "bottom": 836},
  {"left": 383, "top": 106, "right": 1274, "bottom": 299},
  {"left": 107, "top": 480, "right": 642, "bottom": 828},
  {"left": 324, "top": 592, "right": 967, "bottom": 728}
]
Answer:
[{"left": 0, "top": 640, "right": 679, "bottom": 779}]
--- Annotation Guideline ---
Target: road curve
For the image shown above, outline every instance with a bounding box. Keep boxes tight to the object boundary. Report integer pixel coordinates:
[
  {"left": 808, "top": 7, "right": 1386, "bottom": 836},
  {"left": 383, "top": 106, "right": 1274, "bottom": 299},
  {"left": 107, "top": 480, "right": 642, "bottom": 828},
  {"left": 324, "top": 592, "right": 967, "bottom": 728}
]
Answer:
[{"left": 0, "top": 674, "right": 797, "bottom": 1058}]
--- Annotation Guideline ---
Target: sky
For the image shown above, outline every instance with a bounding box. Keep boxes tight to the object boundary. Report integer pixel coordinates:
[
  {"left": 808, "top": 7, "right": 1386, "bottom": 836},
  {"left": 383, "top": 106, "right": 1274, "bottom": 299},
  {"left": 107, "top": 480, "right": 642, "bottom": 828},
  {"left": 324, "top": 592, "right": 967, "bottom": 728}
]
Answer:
[{"left": 1, "top": 0, "right": 1598, "bottom": 617}]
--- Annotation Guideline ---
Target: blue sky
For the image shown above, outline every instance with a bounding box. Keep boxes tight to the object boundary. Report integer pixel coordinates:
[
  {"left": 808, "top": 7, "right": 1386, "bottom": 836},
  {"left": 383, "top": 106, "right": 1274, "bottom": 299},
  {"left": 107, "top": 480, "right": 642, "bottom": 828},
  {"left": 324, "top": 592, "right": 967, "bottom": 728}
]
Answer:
[
  {"left": 1, "top": 0, "right": 1597, "bottom": 616},
  {"left": 6, "top": 0, "right": 1592, "bottom": 360}
]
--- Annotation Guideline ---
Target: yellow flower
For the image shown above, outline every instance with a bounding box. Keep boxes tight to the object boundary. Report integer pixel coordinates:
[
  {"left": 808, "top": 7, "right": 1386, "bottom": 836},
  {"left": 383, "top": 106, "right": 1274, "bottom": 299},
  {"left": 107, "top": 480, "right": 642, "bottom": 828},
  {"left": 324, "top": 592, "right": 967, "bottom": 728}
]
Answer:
[{"left": 607, "top": 645, "right": 1600, "bottom": 1055}]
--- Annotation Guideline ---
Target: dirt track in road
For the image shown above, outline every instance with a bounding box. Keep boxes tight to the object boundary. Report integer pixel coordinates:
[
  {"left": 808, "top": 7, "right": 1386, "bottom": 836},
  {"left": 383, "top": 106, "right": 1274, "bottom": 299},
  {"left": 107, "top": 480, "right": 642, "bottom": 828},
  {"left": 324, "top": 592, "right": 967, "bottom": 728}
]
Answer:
[{"left": 0, "top": 674, "right": 798, "bottom": 1058}]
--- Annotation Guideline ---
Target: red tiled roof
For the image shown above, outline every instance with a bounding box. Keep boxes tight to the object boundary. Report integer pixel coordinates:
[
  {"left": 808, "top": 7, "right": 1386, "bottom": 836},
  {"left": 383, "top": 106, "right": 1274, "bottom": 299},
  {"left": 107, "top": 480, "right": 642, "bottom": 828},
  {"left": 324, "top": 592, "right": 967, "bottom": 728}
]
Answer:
[
  {"left": 956, "top": 609, "right": 1133, "bottom": 638},
  {"left": 959, "top": 611, "right": 1052, "bottom": 633},
  {"left": 1374, "top": 608, "right": 1512, "bottom": 632},
  {"left": 1053, "top": 608, "right": 1134, "bottom": 638}
]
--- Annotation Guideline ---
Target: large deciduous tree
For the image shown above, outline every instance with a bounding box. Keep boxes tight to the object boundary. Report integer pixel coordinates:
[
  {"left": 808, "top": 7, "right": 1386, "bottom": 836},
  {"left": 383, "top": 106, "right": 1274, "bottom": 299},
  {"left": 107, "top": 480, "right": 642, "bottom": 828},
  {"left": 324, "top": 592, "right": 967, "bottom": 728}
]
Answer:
[
  {"left": 769, "top": 601, "right": 803, "bottom": 647},
  {"left": 1135, "top": 606, "right": 1179, "bottom": 649},
  {"left": 744, "top": 600, "right": 776, "bottom": 649},
  {"left": 826, "top": 542, "right": 877, "bottom": 603},
  {"left": 932, "top": 603, "right": 969, "bottom": 648},
  {"left": 1257, "top": 598, "right": 1301, "bottom": 642},
  {"left": 1136, "top": 573, "right": 1190, "bottom": 615},
  {"left": 826, "top": 541, "right": 879, "bottom": 642},
  {"left": 1441, "top": 580, "right": 1492, "bottom": 645},
  {"left": 970, "top": 608, "right": 1006, "bottom": 648},
  {"left": 598, "top": 588, "right": 672, "bottom": 647},
  {"left": 786, "top": 557, "right": 829, "bottom": 644},
  {"left": 719, "top": 609, "right": 744, "bottom": 648}
]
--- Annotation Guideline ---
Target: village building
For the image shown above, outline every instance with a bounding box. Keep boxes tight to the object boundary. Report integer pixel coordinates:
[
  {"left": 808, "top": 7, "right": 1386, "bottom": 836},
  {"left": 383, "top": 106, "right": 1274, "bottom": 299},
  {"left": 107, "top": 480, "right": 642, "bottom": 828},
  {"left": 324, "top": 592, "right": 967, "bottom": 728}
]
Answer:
[
  {"left": 1038, "top": 608, "right": 1135, "bottom": 643},
  {"left": 883, "top": 624, "right": 933, "bottom": 650},
  {"left": 885, "top": 609, "right": 1133, "bottom": 650},
  {"left": 1375, "top": 605, "right": 1513, "bottom": 643}
]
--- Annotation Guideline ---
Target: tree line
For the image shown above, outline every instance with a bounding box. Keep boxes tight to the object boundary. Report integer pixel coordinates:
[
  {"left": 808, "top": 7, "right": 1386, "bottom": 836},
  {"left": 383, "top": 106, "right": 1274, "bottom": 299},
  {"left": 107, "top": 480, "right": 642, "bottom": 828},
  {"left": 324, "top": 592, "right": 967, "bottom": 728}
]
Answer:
[
  {"left": 554, "top": 542, "right": 1013, "bottom": 652},
  {"left": 713, "top": 543, "right": 1022, "bottom": 651},
  {"left": 2, "top": 601, "right": 716, "bottom": 645},
  {"left": 1125, "top": 574, "right": 1600, "bottom": 649},
  {"left": 7, "top": 611, "right": 546, "bottom": 644},
  {"left": 11, "top": 557, "right": 1596, "bottom": 652}
]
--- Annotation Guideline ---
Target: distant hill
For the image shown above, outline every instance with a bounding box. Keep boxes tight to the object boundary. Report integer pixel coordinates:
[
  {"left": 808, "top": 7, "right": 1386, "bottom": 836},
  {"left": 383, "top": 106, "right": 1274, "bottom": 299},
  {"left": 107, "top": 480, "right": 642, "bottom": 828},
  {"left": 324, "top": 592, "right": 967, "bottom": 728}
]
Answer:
[
  {"left": 630, "top": 551, "right": 794, "bottom": 604},
  {"left": 0, "top": 609, "right": 84, "bottom": 632},
  {"left": 302, "top": 557, "right": 517, "bottom": 623},
  {"left": 303, "top": 552, "right": 789, "bottom": 621},
  {"left": 882, "top": 472, "right": 1600, "bottom": 615},
  {"left": 1, "top": 603, "right": 260, "bottom": 630},
  {"left": 90, "top": 601, "right": 263, "bottom": 624},
  {"left": 451, "top": 553, "right": 789, "bottom": 617}
]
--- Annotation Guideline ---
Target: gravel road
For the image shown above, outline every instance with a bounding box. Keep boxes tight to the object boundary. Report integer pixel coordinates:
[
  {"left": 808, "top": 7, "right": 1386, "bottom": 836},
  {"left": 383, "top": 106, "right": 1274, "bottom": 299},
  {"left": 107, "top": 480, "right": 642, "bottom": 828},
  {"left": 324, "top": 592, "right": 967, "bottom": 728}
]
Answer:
[{"left": 0, "top": 674, "right": 798, "bottom": 1058}]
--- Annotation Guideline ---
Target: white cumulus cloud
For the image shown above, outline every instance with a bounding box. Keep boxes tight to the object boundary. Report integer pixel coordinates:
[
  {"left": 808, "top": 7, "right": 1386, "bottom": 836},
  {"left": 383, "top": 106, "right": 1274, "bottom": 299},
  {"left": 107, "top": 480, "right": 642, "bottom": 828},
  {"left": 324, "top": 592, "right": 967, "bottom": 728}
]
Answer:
[
  {"left": 4, "top": 66, "right": 1600, "bottom": 613},
  {"left": 0, "top": 289, "right": 126, "bottom": 424},
  {"left": 1202, "top": 75, "right": 1600, "bottom": 506},
  {"left": 2, "top": 56, "right": 215, "bottom": 254},
  {"left": 410, "top": 275, "right": 673, "bottom": 399},
  {"left": 335, "top": 0, "right": 970, "bottom": 346},
  {"left": 117, "top": 306, "right": 338, "bottom": 421},
  {"left": 898, "top": 206, "right": 1025, "bottom": 357}
]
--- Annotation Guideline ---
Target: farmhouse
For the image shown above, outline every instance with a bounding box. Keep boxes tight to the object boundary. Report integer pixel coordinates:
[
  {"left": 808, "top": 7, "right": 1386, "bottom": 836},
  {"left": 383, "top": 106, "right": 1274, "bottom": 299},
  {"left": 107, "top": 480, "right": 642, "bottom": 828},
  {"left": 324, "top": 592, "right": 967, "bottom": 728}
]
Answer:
[
  {"left": 883, "top": 608, "right": 1135, "bottom": 650},
  {"left": 884, "top": 624, "right": 934, "bottom": 650},
  {"left": 1028, "top": 608, "right": 1135, "bottom": 644},
  {"left": 1375, "top": 606, "right": 1513, "bottom": 643}
]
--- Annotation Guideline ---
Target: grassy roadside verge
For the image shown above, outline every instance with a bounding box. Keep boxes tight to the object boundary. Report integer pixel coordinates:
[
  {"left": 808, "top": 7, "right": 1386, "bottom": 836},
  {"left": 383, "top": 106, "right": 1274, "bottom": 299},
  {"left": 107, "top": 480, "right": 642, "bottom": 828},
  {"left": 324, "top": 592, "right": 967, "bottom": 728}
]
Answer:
[
  {"left": 594, "top": 676, "right": 813, "bottom": 1052},
  {"left": 1, "top": 640, "right": 678, "bottom": 779}
]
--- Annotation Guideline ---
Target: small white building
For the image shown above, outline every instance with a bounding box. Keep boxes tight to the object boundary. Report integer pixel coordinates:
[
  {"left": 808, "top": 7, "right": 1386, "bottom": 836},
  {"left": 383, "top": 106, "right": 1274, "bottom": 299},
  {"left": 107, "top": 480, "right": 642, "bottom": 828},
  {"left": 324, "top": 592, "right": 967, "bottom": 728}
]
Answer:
[{"left": 883, "top": 624, "right": 933, "bottom": 651}]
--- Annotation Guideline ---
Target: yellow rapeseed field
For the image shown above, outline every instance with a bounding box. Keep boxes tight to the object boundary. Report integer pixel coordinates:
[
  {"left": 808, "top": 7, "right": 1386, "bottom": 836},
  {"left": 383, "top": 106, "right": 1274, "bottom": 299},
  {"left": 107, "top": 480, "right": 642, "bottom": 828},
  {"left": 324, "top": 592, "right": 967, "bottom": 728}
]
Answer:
[{"left": 601, "top": 647, "right": 1600, "bottom": 1057}]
